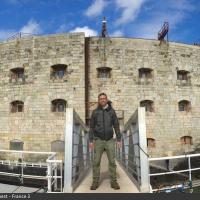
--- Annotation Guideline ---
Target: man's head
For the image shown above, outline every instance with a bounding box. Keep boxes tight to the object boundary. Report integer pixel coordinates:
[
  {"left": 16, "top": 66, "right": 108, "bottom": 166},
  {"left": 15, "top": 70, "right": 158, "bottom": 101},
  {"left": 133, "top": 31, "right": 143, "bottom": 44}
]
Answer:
[{"left": 98, "top": 92, "right": 108, "bottom": 107}]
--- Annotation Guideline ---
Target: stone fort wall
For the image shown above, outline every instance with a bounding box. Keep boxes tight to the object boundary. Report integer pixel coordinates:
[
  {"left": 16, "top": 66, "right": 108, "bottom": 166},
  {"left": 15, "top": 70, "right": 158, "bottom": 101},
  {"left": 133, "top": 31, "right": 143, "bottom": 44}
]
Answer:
[
  {"left": 87, "top": 37, "right": 200, "bottom": 157},
  {"left": 0, "top": 33, "right": 85, "bottom": 153},
  {"left": 0, "top": 32, "right": 200, "bottom": 157}
]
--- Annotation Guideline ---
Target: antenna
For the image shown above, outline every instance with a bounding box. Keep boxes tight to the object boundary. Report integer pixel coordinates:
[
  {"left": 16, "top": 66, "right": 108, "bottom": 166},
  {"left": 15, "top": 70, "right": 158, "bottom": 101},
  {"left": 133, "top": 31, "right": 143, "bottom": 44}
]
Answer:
[{"left": 101, "top": 16, "right": 108, "bottom": 37}]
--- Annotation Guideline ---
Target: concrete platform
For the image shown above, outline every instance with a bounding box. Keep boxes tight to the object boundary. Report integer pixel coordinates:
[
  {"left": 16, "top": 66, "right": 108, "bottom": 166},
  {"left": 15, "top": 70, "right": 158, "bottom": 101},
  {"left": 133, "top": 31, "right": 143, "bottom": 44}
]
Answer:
[
  {"left": 74, "top": 152, "right": 140, "bottom": 193},
  {"left": 0, "top": 183, "right": 44, "bottom": 193}
]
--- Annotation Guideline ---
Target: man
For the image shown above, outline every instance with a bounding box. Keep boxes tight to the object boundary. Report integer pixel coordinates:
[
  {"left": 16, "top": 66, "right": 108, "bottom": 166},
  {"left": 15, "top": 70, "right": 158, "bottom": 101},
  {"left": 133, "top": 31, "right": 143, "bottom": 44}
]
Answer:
[{"left": 89, "top": 92, "right": 122, "bottom": 190}]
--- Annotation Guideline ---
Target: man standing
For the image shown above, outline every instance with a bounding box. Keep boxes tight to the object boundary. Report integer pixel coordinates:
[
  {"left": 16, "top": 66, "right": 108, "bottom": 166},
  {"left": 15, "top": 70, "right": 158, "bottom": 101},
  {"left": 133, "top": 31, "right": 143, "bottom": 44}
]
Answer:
[{"left": 89, "top": 92, "right": 122, "bottom": 190}]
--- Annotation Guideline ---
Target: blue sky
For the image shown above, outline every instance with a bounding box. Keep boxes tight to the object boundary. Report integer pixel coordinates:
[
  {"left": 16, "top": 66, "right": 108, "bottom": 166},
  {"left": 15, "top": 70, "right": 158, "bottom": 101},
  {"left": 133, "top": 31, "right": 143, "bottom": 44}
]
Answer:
[{"left": 0, "top": 0, "right": 199, "bottom": 44}]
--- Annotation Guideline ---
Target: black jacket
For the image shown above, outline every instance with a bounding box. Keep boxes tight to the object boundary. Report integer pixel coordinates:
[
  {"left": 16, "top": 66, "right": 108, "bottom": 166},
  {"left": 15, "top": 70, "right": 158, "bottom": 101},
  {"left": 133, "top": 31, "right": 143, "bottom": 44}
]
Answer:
[{"left": 89, "top": 100, "right": 122, "bottom": 142}]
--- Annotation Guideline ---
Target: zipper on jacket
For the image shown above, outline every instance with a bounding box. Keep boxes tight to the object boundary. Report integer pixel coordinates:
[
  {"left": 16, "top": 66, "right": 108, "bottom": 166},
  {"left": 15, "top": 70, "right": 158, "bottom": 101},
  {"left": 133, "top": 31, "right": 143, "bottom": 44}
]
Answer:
[{"left": 103, "top": 109, "right": 105, "bottom": 140}]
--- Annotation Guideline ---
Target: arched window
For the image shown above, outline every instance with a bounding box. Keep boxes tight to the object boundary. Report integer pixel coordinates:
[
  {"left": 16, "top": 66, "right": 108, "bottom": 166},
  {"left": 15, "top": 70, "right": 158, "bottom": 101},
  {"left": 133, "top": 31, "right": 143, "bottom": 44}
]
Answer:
[
  {"left": 178, "top": 100, "right": 191, "bottom": 112},
  {"left": 147, "top": 138, "right": 156, "bottom": 148},
  {"left": 180, "top": 136, "right": 193, "bottom": 145},
  {"left": 50, "top": 64, "right": 67, "bottom": 79},
  {"left": 97, "top": 67, "right": 112, "bottom": 78},
  {"left": 51, "top": 140, "right": 65, "bottom": 152},
  {"left": 51, "top": 99, "right": 66, "bottom": 112},
  {"left": 10, "top": 101, "right": 24, "bottom": 113},
  {"left": 10, "top": 139, "right": 24, "bottom": 150},
  {"left": 140, "top": 100, "right": 154, "bottom": 112},
  {"left": 177, "top": 70, "right": 190, "bottom": 81},
  {"left": 10, "top": 68, "right": 25, "bottom": 82},
  {"left": 139, "top": 68, "right": 153, "bottom": 79}
]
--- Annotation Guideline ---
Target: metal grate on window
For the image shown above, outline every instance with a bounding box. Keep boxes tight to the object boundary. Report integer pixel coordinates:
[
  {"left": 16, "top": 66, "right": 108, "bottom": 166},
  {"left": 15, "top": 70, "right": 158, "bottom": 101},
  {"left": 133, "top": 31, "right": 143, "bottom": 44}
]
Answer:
[
  {"left": 10, "top": 140, "right": 24, "bottom": 150},
  {"left": 97, "top": 67, "right": 112, "bottom": 79}
]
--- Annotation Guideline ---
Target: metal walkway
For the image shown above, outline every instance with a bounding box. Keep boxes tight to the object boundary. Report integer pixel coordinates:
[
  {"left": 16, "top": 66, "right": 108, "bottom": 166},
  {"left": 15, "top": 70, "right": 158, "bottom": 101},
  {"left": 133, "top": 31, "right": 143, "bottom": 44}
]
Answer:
[
  {"left": 64, "top": 107, "right": 150, "bottom": 193},
  {"left": 74, "top": 152, "right": 139, "bottom": 193},
  {"left": 0, "top": 183, "right": 44, "bottom": 193}
]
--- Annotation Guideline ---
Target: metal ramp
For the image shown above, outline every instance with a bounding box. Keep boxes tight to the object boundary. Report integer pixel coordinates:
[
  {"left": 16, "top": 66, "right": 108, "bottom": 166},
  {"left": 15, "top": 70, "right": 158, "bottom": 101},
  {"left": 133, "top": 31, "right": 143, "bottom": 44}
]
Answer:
[
  {"left": 64, "top": 107, "right": 150, "bottom": 193},
  {"left": 74, "top": 152, "right": 139, "bottom": 193}
]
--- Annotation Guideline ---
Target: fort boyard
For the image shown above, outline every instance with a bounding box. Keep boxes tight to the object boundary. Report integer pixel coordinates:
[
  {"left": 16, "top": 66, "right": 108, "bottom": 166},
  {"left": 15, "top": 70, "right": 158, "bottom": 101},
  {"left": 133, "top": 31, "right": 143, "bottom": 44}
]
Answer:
[{"left": 0, "top": 29, "right": 200, "bottom": 158}]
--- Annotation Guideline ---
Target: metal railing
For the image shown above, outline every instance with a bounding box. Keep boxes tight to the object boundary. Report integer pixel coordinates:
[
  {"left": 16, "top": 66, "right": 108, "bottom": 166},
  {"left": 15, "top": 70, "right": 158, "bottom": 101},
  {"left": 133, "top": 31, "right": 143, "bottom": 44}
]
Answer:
[
  {"left": 0, "top": 150, "right": 63, "bottom": 192},
  {"left": 46, "top": 153, "right": 63, "bottom": 192},
  {"left": 7, "top": 32, "right": 38, "bottom": 41},
  {"left": 63, "top": 108, "right": 91, "bottom": 192},
  {"left": 116, "top": 107, "right": 150, "bottom": 192},
  {"left": 149, "top": 153, "right": 200, "bottom": 192}
]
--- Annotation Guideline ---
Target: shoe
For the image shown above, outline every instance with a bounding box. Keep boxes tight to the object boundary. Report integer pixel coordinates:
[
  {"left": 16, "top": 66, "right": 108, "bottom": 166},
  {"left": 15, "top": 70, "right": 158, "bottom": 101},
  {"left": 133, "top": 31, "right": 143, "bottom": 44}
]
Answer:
[
  {"left": 111, "top": 181, "right": 120, "bottom": 190},
  {"left": 90, "top": 181, "right": 99, "bottom": 190}
]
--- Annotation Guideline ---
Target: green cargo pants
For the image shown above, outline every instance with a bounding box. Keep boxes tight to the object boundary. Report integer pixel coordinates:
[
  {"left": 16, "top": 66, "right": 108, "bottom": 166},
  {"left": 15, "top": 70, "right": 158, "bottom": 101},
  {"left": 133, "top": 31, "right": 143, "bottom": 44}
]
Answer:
[{"left": 92, "top": 137, "right": 117, "bottom": 183}]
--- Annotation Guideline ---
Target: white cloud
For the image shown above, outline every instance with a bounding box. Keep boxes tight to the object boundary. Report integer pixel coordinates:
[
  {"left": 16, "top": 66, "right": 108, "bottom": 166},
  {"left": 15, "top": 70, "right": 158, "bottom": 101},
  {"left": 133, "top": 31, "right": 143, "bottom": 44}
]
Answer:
[
  {"left": 57, "top": 24, "right": 68, "bottom": 33},
  {"left": 132, "top": 0, "right": 196, "bottom": 40},
  {"left": 56, "top": 22, "right": 74, "bottom": 33},
  {"left": 0, "top": 19, "right": 42, "bottom": 41},
  {"left": 20, "top": 19, "right": 41, "bottom": 34},
  {"left": 85, "top": 0, "right": 108, "bottom": 17},
  {"left": 167, "top": 0, "right": 195, "bottom": 12},
  {"left": 111, "top": 30, "right": 124, "bottom": 37},
  {"left": 134, "top": 20, "right": 163, "bottom": 39},
  {"left": 133, "top": 12, "right": 185, "bottom": 39},
  {"left": 70, "top": 26, "right": 98, "bottom": 37},
  {"left": 115, "top": 0, "right": 146, "bottom": 26}
]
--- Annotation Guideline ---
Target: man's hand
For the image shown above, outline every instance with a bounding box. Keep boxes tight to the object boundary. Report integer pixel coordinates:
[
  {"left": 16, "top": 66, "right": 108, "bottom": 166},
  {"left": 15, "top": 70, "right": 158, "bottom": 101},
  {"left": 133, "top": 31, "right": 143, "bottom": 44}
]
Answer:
[
  {"left": 89, "top": 142, "right": 94, "bottom": 150},
  {"left": 117, "top": 141, "right": 122, "bottom": 148}
]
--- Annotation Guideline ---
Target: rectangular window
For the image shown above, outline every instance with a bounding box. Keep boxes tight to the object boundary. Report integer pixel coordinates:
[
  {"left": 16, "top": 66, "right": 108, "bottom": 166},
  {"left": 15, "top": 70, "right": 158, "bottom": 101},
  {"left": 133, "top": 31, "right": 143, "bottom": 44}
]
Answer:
[
  {"left": 177, "top": 71, "right": 189, "bottom": 81},
  {"left": 10, "top": 141, "right": 23, "bottom": 150},
  {"left": 10, "top": 68, "right": 25, "bottom": 83},
  {"left": 51, "top": 65, "right": 67, "bottom": 80},
  {"left": 97, "top": 67, "right": 112, "bottom": 79},
  {"left": 139, "top": 68, "right": 153, "bottom": 79}
]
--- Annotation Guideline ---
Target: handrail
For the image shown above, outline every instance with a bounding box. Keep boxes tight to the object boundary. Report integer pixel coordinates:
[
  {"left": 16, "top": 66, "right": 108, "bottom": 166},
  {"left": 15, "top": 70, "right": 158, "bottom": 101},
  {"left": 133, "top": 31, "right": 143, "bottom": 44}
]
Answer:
[
  {"left": 0, "top": 150, "right": 63, "bottom": 192},
  {"left": 149, "top": 153, "right": 200, "bottom": 192},
  {"left": 7, "top": 32, "right": 38, "bottom": 41},
  {"left": 0, "top": 149, "right": 54, "bottom": 155},
  {"left": 116, "top": 107, "right": 150, "bottom": 192},
  {"left": 149, "top": 153, "right": 200, "bottom": 161},
  {"left": 64, "top": 108, "right": 91, "bottom": 193}
]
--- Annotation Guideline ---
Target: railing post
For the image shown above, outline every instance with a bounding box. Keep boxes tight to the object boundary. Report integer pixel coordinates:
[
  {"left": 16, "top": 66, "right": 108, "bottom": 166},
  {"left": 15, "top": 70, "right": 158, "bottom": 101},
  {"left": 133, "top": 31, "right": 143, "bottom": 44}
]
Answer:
[
  {"left": 73, "top": 123, "right": 81, "bottom": 183},
  {"left": 138, "top": 107, "right": 150, "bottom": 192},
  {"left": 131, "top": 123, "right": 140, "bottom": 183},
  {"left": 119, "top": 133, "right": 123, "bottom": 162},
  {"left": 124, "top": 131, "right": 129, "bottom": 169},
  {"left": 54, "top": 161, "right": 58, "bottom": 191},
  {"left": 188, "top": 156, "right": 192, "bottom": 182},
  {"left": 63, "top": 108, "right": 74, "bottom": 193},
  {"left": 20, "top": 152, "right": 24, "bottom": 185},
  {"left": 82, "top": 131, "right": 88, "bottom": 168},
  {"left": 47, "top": 162, "right": 52, "bottom": 192},
  {"left": 60, "top": 162, "right": 63, "bottom": 192}
]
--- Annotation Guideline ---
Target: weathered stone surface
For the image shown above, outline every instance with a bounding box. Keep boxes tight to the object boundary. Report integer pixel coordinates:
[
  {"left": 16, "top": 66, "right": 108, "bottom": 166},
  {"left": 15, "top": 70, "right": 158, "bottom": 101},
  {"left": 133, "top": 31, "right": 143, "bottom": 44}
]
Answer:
[
  {"left": 1, "top": 33, "right": 200, "bottom": 158},
  {"left": 0, "top": 33, "right": 85, "bottom": 154},
  {"left": 88, "top": 37, "right": 200, "bottom": 157}
]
